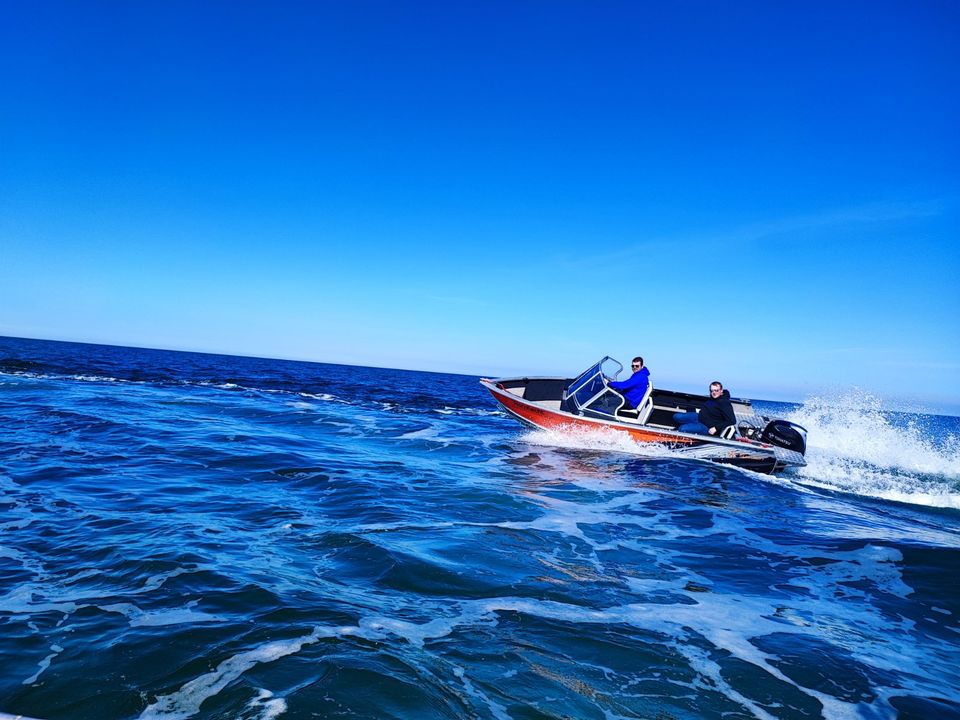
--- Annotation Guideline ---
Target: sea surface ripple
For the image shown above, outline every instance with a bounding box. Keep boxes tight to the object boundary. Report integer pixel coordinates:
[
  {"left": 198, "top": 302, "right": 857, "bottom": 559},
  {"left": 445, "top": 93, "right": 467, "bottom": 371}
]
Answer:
[{"left": 1, "top": 337, "right": 958, "bottom": 720}]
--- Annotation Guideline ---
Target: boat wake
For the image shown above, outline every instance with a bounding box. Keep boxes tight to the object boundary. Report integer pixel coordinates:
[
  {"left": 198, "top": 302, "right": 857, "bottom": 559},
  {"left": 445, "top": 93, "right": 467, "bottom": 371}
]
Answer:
[
  {"left": 784, "top": 390, "right": 960, "bottom": 509},
  {"left": 518, "top": 389, "right": 960, "bottom": 510},
  {"left": 519, "top": 426, "right": 678, "bottom": 459}
]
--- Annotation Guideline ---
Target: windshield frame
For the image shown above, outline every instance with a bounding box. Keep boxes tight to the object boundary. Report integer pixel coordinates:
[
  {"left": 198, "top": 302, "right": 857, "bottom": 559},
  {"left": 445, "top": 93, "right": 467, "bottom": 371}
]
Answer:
[{"left": 563, "top": 357, "right": 624, "bottom": 416}]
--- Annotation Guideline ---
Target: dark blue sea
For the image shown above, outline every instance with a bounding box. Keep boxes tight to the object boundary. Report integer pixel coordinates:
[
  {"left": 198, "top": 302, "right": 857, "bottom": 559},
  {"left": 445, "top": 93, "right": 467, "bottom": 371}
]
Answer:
[{"left": 2, "top": 336, "right": 958, "bottom": 720}]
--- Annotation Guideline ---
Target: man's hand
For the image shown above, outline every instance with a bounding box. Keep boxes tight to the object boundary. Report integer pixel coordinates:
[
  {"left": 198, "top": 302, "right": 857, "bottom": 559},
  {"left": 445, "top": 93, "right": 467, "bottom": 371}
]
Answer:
[{"left": 708, "top": 427, "right": 716, "bottom": 435}]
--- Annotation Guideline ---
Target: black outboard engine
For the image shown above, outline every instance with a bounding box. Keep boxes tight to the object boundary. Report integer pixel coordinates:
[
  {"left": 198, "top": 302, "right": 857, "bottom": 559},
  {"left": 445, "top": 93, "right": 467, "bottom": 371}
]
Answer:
[{"left": 760, "top": 420, "right": 807, "bottom": 456}]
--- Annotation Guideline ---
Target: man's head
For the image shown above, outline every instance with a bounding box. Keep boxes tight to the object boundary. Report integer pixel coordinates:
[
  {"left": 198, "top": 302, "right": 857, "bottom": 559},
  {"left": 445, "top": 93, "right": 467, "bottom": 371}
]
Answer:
[
  {"left": 709, "top": 382, "right": 723, "bottom": 396},
  {"left": 631, "top": 357, "right": 644, "bottom": 371}
]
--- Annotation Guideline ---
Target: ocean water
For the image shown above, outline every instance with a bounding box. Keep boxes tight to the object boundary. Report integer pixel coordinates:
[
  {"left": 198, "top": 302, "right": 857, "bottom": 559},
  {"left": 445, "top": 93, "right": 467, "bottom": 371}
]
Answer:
[{"left": 1, "top": 336, "right": 958, "bottom": 720}]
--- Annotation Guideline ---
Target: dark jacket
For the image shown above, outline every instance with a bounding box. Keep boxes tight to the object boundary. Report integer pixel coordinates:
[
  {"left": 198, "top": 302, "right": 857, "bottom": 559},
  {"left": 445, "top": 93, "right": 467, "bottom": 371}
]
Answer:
[
  {"left": 609, "top": 367, "right": 650, "bottom": 409},
  {"left": 699, "top": 389, "right": 736, "bottom": 432}
]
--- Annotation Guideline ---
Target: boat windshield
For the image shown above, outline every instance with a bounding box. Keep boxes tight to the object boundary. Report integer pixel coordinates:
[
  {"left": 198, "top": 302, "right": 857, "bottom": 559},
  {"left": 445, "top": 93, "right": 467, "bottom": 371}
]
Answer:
[{"left": 564, "top": 357, "right": 624, "bottom": 417}]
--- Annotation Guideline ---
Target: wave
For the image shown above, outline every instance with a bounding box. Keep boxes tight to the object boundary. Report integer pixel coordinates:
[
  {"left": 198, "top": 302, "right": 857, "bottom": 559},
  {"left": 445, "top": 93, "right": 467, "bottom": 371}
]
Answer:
[
  {"left": 8, "top": 352, "right": 959, "bottom": 511},
  {"left": 434, "top": 406, "right": 506, "bottom": 417},
  {"left": 0, "top": 368, "right": 352, "bottom": 405},
  {"left": 786, "top": 389, "right": 960, "bottom": 509},
  {"left": 0, "top": 369, "right": 132, "bottom": 385},
  {"left": 298, "top": 391, "right": 344, "bottom": 403}
]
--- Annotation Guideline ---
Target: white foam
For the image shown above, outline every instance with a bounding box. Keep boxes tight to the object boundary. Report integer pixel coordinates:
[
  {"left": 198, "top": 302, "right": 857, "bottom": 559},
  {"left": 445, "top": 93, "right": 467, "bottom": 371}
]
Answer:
[
  {"left": 99, "top": 600, "right": 225, "bottom": 627},
  {"left": 62, "top": 569, "right": 103, "bottom": 585},
  {"left": 787, "top": 390, "right": 960, "bottom": 509},
  {"left": 110, "top": 529, "right": 957, "bottom": 719},
  {"left": 362, "top": 591, "right": 938, "bottom": 716},
  {"left": 395, "top": 426, "right": 441, "bottom": 441},
  {"left": 298, "top": 392, "right": 344, "bottom": 403},
  {"left": 434, "top": 407, "right": 505, "bottom": 417},
  {"left": 0, "top": 585, "right": 78, "bottom": 616},
  {"left": 245, "top": 689, "right": 287, "bottom": 720},
  {"left": 451, "top": 664, "right": 513, "bottom": 720},
  {"left": 0, "top": 370, "right": 126, "bottom": 384},
  {"left": 673, "top": 640, "right": 780, "bottom": 720},
  {"left": 520, "top": 426, "right": 677, "bottom": 459},
  {"left": 139, "top": 567, "right": 194, "bottom": 594},
  {"left": 21, "top": 643, "right": 64, "bottom": 685},
  {"left": 194, "top": 381, "right": 251, "bottom": 392},
  {"left": 139, "top": 626, "right": 347, "bottom": 720},
  {"left": 0, "top": 566, "right": 210, "bottom": 628},
  {"left": 359, "top": 615, "right": 460, "bottom": 649},
  {"left": 0, "top": 544, "right": 45, "bottom": 578},
  {"left": 511, "top": 394, "right": 960, "bottom": 509}
]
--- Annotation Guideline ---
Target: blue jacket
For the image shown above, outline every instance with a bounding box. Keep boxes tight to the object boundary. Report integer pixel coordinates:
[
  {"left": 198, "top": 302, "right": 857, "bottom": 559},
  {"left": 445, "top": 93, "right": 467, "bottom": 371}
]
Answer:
[{"left": 609, "top": 367, "right": 650, "bottom": 408}]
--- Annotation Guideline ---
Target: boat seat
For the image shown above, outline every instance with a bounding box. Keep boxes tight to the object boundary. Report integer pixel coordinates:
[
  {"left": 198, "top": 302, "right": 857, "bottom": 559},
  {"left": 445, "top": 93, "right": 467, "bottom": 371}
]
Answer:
[
  {"left": 615, "top": 382, "right": 655, "bottom": 425},
  {"left": 720, "top": 424, "right": 740, "bottom": 440}
]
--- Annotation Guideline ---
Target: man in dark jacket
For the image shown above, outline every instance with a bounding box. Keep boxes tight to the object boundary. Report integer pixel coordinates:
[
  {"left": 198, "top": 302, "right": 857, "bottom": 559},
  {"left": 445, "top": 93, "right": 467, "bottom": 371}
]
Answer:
[
  {"left": 673, "top": 381, "right": 736, "bottom": 435},
  {"left": 608, "top": 356, "right": 650, "bottom": 409}
]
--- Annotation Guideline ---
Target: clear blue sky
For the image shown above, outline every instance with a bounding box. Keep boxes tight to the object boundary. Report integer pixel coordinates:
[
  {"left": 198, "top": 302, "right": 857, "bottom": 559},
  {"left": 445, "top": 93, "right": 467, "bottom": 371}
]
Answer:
[{"left": 2, "top": 2, "right": 958, "bottom": 411}]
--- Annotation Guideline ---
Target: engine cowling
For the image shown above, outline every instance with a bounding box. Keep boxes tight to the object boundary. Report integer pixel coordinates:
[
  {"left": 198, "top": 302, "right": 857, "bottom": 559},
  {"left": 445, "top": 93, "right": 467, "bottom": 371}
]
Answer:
[{"left": 760, "top": 420, "right": 807, "bottom": 456}]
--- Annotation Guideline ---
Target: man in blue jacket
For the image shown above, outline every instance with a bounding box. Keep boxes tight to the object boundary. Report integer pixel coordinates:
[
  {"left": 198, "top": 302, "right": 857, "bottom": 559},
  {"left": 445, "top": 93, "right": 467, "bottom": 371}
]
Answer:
[
  {"left": 608, "top": 356, "right": 650, "bottom": 410},
  {"left": 673, "top": 381, "right": 737, "bottom": 435}
]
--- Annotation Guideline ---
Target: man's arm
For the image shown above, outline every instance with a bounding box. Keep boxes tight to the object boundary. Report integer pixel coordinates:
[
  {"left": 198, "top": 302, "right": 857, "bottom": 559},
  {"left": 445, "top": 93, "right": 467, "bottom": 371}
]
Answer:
[{"left": 720, "top": 401, "right": 737, "bottom": 431}]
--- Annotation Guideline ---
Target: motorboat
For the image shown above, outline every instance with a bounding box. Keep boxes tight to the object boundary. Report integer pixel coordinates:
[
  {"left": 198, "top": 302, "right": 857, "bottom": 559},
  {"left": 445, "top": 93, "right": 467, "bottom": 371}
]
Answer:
[{"left": 481, "top": 357, "right": 807, "bottom": 475}]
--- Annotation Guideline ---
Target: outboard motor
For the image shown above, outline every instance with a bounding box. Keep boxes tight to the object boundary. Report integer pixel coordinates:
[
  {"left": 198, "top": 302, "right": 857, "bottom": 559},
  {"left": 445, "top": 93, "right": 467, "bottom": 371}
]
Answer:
[{"left": 760, "top": 420, "right": 807, "bottom": 456}]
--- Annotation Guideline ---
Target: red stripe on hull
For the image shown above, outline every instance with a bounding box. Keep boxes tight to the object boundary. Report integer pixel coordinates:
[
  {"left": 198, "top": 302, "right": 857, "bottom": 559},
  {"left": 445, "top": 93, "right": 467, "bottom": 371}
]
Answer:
[{"left": 486, "top": 385, "right": 696, "bottom": 446}]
